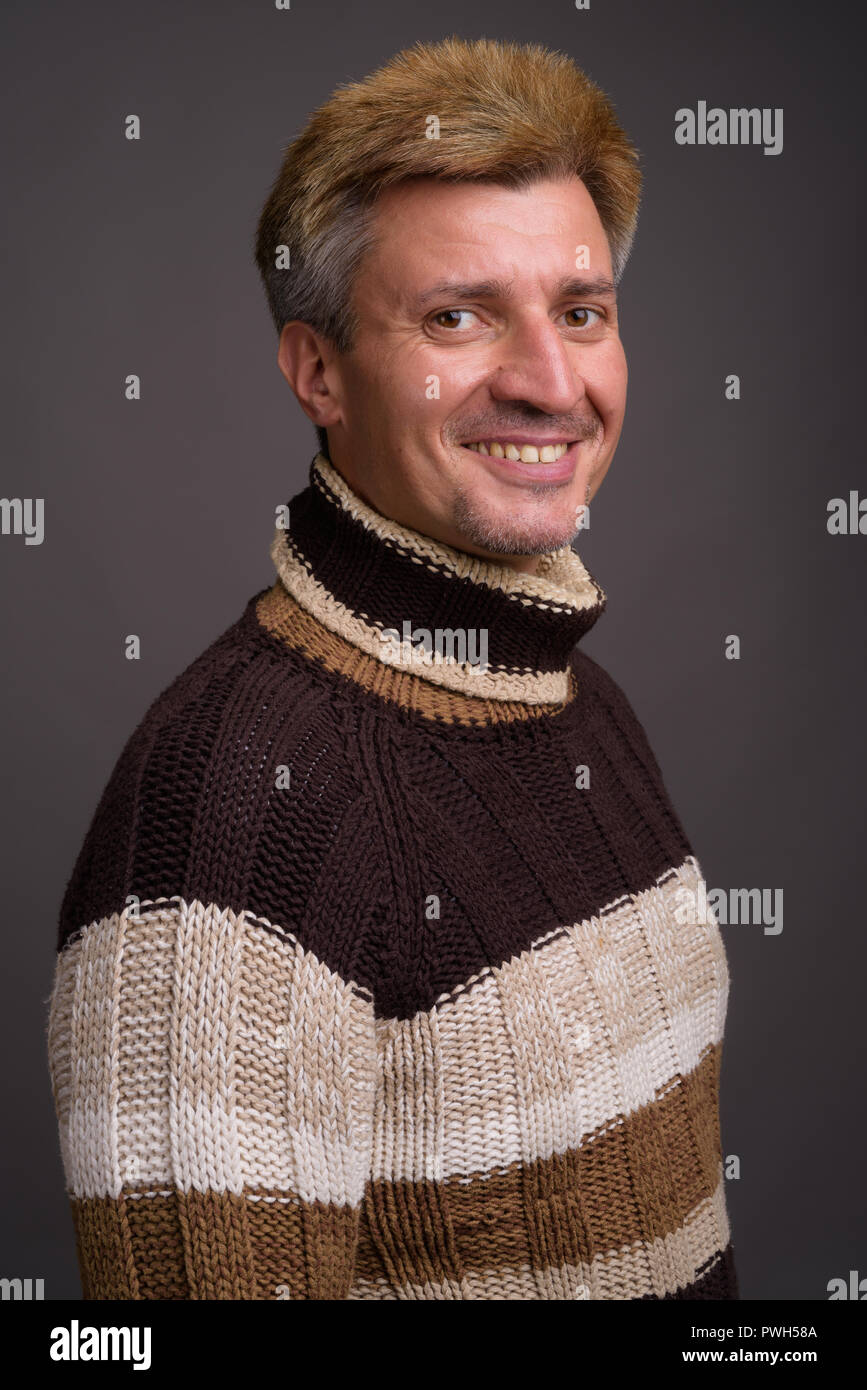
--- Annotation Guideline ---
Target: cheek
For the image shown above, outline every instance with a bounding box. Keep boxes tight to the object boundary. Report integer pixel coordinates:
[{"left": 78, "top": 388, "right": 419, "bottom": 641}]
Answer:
[
  {"left": 422, "top": 353, "right": 485, "bottom": 411},
  {"left": 378, "top": 346, "right": 463, "bottom": 420},
  {"left": 587, "top": 344, "right": 627, "bottom": 423},
  {"left": 401, "top": 365, "right": 480, "bottom": 440}
]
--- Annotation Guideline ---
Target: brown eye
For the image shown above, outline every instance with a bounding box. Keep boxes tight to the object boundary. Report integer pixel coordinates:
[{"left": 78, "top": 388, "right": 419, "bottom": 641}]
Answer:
[
  {"left": 564, "top": 307, "right": 601, "bottom": 328},
  {"left": 430, "top": 308, "right": 477, "bottom": 330}
]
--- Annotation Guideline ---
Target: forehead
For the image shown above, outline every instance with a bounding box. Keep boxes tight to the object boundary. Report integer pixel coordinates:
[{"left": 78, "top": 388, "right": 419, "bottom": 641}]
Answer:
[{"left": 359, "top": 174, "right": 612, "bottom": 297}]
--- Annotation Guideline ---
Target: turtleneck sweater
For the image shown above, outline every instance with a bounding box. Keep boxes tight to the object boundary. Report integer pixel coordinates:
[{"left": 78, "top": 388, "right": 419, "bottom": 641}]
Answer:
[{"left": 46, "top": 451, "right": 738, "bottom": 1301}]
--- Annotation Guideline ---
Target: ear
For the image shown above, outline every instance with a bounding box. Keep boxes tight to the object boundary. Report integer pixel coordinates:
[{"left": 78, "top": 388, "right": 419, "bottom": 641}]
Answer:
[{"left": 277, "top": 322, "right": 343, "bottom": 430}]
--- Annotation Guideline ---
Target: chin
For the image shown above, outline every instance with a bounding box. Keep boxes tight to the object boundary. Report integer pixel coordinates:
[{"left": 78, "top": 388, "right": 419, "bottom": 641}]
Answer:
[{"left": 462, "top": 511, "right": 580, "bottom": 558}]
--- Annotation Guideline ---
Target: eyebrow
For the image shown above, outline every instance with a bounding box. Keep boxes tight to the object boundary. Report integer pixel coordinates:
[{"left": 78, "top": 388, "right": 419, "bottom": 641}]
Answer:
[{"left": 405, "top": 274, "right": 618, "bottom": 314}]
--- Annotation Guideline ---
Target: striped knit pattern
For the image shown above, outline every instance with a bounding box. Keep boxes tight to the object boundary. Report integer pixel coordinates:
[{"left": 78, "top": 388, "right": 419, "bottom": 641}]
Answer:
[{"left": 46, "top": 451, "right": 737, "bottom": 1300}]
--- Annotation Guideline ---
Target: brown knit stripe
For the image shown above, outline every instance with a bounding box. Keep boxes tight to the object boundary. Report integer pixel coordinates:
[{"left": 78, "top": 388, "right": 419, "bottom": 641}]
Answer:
[
  {"left": 269, "top": 530, "right": 575, "bottom": 705},
  {"left": 67, "top": 1168, "right": 728, "bottom": 1301},
  {"left": 255, "top": 581, "right": 577, "bottom": 723},
  {"left": 69, "top": 1189, "right": 361, "bottom": 1300},
  {"left": 349, "top": 1178, "right": 730, "bottom": 1300}
]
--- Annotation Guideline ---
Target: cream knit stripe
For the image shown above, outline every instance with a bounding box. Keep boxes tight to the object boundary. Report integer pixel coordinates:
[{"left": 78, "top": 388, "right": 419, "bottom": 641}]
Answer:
[
  {"left": 168, "top": 899, "right": 245, "bottom": 1197},
  {"left": 311, "top": 453, "right": 605, "bottom": 614},
  {"left": 47, "top": 857, "right": 725, "bottom": 1198},
  {"left": 46, "top": 910, "right": 126, "bottom": 1199},
  {"left": 372, "top": 857, "right": 727, "bottom": 1182},
  {"left": 269, "top": 528, "right": 571, "bottom": 704},
  {"left": 116, "top": 911, "right": 176, "bottom": 1189},
  {"left": 347, "top": 1175, "right": 730, "bottom": 1301},
  {"left": 47, "top": 901, "right": 377, "bottom": 1207}
]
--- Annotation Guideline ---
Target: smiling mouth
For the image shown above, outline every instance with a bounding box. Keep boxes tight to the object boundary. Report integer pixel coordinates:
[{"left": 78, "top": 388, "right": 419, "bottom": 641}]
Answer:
[{"left": 461, "top": 439, "right": 574, "bottom": 463}]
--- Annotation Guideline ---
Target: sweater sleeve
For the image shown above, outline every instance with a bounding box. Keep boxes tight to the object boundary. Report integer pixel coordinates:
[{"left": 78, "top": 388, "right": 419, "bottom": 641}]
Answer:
[
  {"left": 46, "top": 894, "right": 378, "bottom": 1300},
  {"left": 44, "top": 642, "right": 383, "bottom": 1301}
]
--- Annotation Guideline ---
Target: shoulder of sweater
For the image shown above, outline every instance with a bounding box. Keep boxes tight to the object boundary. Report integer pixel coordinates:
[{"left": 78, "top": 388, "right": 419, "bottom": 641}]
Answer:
[
  {"left": 571, "top": 645, "right": 654, "bottom": 736},
  {"left": 569, "top": 644, "right": 680, "bottom": 787},
  {"left": 570, "top": 645, "right": 694, "bottom": 845},
  {"left": 119, "top": 586, "right": 363, "bottom": 740},
  {"left": 55, "top": 589, "right": 392, "bottom": 976}
]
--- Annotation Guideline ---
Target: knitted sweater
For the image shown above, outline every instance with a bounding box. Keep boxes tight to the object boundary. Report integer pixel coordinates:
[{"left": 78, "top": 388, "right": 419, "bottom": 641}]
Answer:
[{"left": 47, "top": 451, "right": 737, "bottom": 1301}]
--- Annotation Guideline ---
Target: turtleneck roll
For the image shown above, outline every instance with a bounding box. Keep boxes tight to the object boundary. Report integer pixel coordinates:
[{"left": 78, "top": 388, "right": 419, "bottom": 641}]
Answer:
[
  {"left": 46, "top": 452, "right": 738, "bottom": 1300},
  {"left": 270, "top": 454, "right": 607, "bottom": 706}
]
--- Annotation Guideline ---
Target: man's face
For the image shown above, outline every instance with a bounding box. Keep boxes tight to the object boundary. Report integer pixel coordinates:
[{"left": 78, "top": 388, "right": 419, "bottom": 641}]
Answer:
[{"left": 288, "top": 174, "right": 627, "bottom": 571}]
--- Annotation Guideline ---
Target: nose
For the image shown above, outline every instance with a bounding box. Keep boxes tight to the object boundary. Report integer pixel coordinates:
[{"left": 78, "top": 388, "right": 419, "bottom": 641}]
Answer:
[{"left": 488, "top": 313, "right": 584, "bottom": 417}]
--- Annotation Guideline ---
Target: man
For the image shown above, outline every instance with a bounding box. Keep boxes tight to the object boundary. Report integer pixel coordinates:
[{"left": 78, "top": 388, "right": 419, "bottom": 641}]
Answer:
[{"left": 47, "top": 35, "right": 737, "bottom": 1300}]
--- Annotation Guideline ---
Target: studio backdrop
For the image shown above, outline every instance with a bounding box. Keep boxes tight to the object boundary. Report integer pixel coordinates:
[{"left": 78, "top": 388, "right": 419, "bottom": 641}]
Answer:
[{"left": 2, "top": 0, "right": 864, "bottom": 1304}]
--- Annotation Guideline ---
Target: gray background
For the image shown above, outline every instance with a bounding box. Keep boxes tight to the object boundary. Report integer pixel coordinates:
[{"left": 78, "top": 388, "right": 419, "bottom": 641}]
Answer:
[{"left": 3, "top": 0, "right": 864, "bottom": 1300}]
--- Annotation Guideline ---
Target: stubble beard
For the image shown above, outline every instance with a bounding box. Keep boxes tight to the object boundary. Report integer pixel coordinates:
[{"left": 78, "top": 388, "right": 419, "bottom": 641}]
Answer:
[{"left": 450, "top": 475, "right": 593, "bottom": 558}]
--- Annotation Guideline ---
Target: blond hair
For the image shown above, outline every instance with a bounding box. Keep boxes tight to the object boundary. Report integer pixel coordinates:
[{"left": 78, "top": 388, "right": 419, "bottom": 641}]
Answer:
[{"left": 254, "top": 36, "right": 642, "bottom": 450}]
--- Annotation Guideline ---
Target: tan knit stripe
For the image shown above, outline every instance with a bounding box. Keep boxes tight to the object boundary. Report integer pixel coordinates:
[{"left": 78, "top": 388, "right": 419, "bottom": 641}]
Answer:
[
  {"left": 269, "top": 529, "right": 572, "bottom": 704},
  {"left": 312, "top": 453, "right": 605, "bottom": 615},
  {"left": 348, "top": 1178, "right": 730, "bottom": 1300},
  {"left": 373, "top": 857, "right": 728, "bottom": 1181},
  {"left": 47, "top": 901, "right": 376, "bottom": 1206},
  {"left": 255, "top": 581, "right": 577, "bottom": 723}
]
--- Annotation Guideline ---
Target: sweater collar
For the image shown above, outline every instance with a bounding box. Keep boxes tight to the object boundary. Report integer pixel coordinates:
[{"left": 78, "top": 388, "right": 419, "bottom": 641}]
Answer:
[{"left": 269, "top": 452, "right": 606, "bottom": 706}]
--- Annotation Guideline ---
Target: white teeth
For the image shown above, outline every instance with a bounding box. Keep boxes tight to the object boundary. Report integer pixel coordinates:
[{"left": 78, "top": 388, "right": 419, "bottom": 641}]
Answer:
[{"left": 464, "top": 440, "right": 570, "bottom": 462}]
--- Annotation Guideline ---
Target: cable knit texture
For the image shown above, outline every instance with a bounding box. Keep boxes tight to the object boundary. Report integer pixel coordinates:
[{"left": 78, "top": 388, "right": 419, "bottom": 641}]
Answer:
[{"left": 46, "top": 451, "right": 738, "bottom": 1300}]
